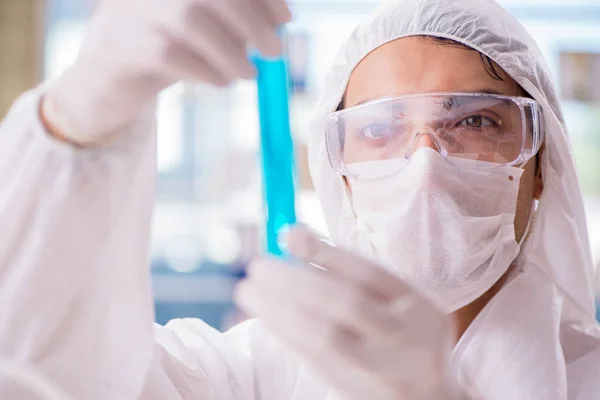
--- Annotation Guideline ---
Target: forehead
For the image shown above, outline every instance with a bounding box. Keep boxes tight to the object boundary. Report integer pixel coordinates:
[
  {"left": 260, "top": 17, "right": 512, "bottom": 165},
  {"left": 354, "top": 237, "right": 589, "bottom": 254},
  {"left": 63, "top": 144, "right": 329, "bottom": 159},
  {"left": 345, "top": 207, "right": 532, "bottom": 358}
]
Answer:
[{"left": 345, "top": 36, "right": 521, "bottom": 108}]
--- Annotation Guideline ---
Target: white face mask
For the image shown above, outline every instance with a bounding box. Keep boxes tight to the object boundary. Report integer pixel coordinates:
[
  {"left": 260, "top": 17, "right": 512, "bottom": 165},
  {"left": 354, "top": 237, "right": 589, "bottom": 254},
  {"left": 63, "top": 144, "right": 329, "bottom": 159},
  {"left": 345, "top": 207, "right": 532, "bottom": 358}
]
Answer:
[{"left": 343, "top": 148, "right": 527, "bottom": 313}]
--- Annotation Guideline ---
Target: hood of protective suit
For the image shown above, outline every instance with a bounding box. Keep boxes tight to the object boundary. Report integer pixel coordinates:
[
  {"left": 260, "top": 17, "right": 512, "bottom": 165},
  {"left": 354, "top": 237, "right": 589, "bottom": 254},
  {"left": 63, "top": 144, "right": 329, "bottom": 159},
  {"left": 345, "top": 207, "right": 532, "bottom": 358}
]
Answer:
[{"left": 308, "top": 1, "right": 600, "bottom": 398}]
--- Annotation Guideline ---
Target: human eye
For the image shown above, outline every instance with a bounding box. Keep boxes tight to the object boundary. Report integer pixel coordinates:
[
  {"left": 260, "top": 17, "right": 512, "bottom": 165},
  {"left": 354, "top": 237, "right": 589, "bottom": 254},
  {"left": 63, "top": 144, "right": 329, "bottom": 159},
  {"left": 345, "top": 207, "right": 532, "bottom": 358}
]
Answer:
[
  {"left": 358, "top": 122, "right": 393, "bottom": 139},
  {"left": 456, "top": 114, "right": 498, "bottom": 128}
]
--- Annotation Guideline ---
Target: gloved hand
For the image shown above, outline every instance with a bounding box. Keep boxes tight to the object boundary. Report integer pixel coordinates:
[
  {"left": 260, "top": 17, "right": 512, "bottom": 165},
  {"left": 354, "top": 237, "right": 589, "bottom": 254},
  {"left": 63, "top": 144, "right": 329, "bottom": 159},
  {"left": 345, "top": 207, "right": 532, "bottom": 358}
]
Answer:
[
  {"left": 236, "top": 227, "right": 469, "bottom": 400},
  {"left": 43, "top": 0, "right": 291, "bottom": 146}
]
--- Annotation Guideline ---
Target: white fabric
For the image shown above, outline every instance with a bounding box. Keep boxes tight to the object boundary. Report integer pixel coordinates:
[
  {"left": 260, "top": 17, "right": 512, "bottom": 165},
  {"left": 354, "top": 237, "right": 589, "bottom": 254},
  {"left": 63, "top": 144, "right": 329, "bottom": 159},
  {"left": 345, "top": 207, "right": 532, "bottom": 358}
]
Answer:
[
  {"left": 346, "top": 148, "right": 523, "bottom": 313},
  {"left": 0, "top": 0, "right": 599, "bottom": 399},
  {"left": 308, "top": 0, "right": 600, "bottom": 398},
  {"left": 0, "top": 359, "right": 71, "bottom": 400},
  {"left": 44, "top": 0, "right": 289, "bottom": 145}
]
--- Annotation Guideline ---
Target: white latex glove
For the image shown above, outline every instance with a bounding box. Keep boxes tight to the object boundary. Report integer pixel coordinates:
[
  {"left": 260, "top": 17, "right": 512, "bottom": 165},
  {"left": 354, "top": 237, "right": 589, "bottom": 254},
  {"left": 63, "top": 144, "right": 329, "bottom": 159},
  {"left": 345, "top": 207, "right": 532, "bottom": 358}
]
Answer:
[
  {"left": 43, "top": 0, "right": 291, "bottom": 145},
  {"left": 236, "top": 227, "right": 470, "bottom": 400}
]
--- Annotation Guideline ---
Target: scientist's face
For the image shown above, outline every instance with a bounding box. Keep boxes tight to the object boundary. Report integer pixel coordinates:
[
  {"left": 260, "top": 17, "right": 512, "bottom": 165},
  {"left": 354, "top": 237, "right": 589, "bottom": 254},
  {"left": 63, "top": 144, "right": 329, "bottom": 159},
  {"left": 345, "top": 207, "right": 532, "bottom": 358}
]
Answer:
[
  {"left": 343, "top": 36, "right": 543, "bottom": 314},
  {"left": 344, "top": 35, "right": 543, "bottom": 244}
]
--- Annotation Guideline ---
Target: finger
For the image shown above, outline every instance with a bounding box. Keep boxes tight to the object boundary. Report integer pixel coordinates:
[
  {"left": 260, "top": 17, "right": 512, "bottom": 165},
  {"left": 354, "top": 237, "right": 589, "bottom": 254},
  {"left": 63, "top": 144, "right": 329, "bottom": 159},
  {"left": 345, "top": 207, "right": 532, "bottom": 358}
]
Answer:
[
  {"left": 259, "top": 0, "right": 292, "bottom": 24},
  {"left": 234, "top": 280, "right": 395, "bottom": 400},
  {"left": 246, "top": 257, "right": 408, "bottom": 339},
  {"left": 162, "top": 38, "right": 230, "bottom": 86},
  {"left": 286, "top": 227, "right": 412, "bottom": 301},
  {"left": 235, "top": 278, "right": 358, "bottom": 358},
  {"left": 182, "top": 6, "right": 256, "bottom": 80},
  {"left": 224, "top": 0, "right": 282, "bottom": 57}
]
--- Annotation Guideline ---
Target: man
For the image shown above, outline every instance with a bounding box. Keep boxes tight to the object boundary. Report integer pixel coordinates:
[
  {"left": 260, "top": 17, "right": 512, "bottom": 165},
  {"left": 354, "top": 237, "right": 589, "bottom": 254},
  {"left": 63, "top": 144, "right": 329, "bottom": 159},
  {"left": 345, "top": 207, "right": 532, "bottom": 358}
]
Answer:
[{"left": 0, "top": 0, "right": 598, "bottom": 399}]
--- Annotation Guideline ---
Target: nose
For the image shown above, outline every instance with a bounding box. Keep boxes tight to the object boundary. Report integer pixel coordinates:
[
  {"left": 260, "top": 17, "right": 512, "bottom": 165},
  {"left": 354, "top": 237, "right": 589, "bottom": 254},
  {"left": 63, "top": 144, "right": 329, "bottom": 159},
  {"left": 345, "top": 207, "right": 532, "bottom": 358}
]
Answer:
[{"left": 413, "top": 133, "right": 440, "bottom": 152}]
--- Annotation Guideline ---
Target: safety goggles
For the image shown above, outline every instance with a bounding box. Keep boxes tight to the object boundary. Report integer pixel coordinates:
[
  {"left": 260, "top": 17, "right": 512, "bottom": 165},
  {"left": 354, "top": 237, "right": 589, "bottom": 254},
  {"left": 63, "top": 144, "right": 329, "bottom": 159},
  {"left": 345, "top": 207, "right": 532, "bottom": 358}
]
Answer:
[{"left": 324, "top": 92, "right": 544, "bottom": 178}]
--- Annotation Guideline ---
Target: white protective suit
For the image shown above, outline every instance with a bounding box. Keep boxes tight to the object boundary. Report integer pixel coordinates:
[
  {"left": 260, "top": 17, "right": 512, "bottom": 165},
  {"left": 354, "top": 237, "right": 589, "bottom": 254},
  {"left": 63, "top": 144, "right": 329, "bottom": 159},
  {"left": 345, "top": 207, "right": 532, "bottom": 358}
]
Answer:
[{"left": 0, "top": 0, "right": 599, "bottom": 399}]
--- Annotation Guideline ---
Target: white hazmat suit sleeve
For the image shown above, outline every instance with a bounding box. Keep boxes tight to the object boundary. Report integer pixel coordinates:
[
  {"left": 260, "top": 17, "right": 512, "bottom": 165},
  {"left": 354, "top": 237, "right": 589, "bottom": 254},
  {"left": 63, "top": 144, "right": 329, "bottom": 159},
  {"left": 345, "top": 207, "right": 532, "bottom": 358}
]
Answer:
[
  {"left": 0, "top": 86, "right": 156, "bottom": 398},
  {"left": 0, "top": 87, "right": 316, "bottom": 400}
]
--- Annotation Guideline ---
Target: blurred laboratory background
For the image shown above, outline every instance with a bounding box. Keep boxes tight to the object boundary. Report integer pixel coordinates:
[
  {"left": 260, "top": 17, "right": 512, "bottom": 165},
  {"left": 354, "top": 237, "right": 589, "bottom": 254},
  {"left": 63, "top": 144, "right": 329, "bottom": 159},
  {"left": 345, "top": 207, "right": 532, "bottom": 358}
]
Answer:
[{"left": 1, "top": 0, "right": 600, "bottom": 329}]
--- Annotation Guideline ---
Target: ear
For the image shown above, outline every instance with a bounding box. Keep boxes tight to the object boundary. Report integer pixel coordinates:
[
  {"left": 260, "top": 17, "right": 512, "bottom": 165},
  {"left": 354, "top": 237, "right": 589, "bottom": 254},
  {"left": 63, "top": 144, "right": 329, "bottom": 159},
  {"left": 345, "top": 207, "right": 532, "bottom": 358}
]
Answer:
[{"left": 533, "top": 152, "right": 544, "bottom": 200}]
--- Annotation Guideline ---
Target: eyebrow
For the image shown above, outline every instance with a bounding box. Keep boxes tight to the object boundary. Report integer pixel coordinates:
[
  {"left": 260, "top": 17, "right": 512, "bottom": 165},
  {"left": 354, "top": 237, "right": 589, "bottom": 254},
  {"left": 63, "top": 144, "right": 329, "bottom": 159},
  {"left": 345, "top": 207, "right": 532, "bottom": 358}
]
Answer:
[
  {"left": 350, "top": 88, "right": 504, "bottom": 108},
  {"left": 472, "top": 88, "right": 503, "bottom": 95}
]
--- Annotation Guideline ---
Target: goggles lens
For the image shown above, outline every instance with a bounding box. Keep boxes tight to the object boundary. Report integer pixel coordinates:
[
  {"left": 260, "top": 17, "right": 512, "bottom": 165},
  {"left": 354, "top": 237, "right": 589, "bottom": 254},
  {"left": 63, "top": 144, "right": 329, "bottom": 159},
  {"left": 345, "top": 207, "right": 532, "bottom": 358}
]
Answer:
[{"left": 325, "top": 93, "right": 543, "bottom": 177}]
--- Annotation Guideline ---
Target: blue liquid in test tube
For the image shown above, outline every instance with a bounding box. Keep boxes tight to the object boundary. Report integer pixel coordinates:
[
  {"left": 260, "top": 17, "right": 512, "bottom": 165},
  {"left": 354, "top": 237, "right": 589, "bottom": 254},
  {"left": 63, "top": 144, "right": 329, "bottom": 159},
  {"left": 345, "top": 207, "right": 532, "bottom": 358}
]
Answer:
[{"left": 253, "top": 48, "right": 297, "bottom": 257}]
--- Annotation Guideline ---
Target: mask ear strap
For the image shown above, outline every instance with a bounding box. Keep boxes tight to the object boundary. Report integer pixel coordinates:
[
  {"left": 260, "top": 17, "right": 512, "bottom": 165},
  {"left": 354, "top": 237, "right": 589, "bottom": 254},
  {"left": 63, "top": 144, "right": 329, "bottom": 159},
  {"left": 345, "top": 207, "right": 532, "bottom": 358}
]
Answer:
[
  {"left": 340, "top": 175, "right": 358, "bottom": 220},
  {"left": 502, "top": 201, "right": 536, "bottom": 285},
  {"left": 508, "top": 201, "right": 537, "bottom": 278},
  {"left": 518, "top": 201, "right": 536, "bottom": 247}
]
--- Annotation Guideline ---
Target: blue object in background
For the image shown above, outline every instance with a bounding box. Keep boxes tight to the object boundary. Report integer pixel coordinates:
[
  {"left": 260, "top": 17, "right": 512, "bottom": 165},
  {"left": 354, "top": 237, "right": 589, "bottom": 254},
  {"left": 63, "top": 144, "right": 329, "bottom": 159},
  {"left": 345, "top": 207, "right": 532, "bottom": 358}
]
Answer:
[{"left": 253, "top": 47, "right": 298, "bottom": 256}]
